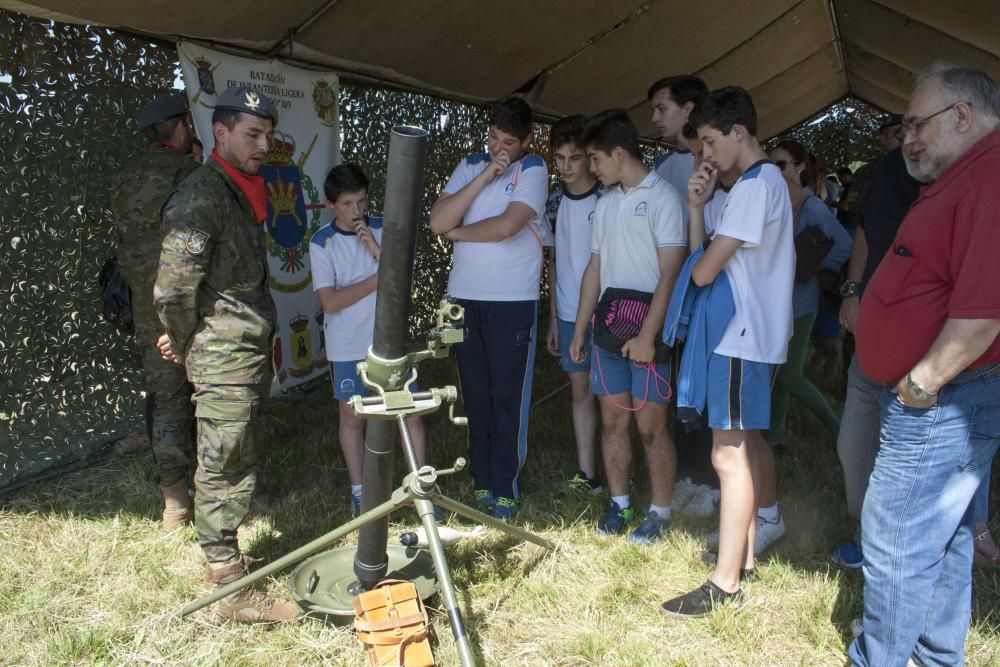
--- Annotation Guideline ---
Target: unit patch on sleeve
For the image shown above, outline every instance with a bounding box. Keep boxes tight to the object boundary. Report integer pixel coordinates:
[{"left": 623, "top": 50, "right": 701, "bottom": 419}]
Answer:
[{"left": 185, "top": 227, "right": 211, "bottom": 255}]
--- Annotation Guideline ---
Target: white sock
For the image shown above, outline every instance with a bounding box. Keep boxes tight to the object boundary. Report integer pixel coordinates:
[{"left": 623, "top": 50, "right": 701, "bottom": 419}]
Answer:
[
  {"left": 351, "top": 484, "right": 363, "bottom": 499},
  {"left": 648, "top": 504, "right": 671, "bottom": 520},
  {"left": 758, "top": 503, "right": 779, "bottom": 523},
  {"left": 612, "top": 494, "right": 630, "bottom": 509}
]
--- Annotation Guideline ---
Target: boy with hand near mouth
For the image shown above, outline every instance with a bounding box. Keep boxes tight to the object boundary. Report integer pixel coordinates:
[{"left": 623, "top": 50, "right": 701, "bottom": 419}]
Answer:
[
  {"left": 660, "top": 88, "right": 794, "bottom": 618},
  {"left": 311, "top": 163, "right": 427, "bottom": 516},
  {"left": 429, "top": 97, "right": 549, "bottom": 520}
]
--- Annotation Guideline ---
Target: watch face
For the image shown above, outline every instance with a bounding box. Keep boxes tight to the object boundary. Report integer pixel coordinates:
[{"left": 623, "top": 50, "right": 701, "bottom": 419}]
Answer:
[{"left": 839, "top": 281, "right": 856, "bottom": 297}]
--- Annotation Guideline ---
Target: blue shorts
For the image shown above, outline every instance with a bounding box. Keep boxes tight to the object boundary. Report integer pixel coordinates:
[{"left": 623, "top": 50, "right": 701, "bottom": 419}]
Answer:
[
  {"left": 706, "top": 353, "right": 776, "bottom": 430},
  {"left": 330, "top": 361, "right": 420, "bottom": 401},
  {"left": 589, "top": 344, "right": 672, "bottom": 404},
  {"left": 557, "top": 318, "right": 591, "bottom": 373}
]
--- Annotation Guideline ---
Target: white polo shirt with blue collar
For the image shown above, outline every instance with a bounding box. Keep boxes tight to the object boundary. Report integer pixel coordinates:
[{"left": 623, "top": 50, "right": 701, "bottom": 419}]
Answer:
[
  {"left": 591, "top": 170, "right": 686, "bottom": 298},
  {"left": 442, "top": 152, "right": 549, "bottom": 301},
  {"left": 310, "top": 216, "right": 383, "bottom": 362}
]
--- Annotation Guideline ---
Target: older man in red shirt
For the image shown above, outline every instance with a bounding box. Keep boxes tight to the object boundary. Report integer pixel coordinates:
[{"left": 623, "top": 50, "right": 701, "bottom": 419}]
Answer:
[{"left": 849, "top": 63, "right": 1000, "bottom": 667}]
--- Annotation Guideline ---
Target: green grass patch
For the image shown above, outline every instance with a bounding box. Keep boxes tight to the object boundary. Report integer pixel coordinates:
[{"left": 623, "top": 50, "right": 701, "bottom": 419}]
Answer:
[{"left": 1, "top": 353, "right": 998, "bottom": 665}]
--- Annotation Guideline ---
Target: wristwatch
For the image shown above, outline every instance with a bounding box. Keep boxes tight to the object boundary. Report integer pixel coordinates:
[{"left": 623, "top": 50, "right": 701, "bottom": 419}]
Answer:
[
  {"left": 839, "top": 280, "right": 859, "bottom": 297},
  {"left": 906, "top": 372, "right": 938, "bottom": 400}
]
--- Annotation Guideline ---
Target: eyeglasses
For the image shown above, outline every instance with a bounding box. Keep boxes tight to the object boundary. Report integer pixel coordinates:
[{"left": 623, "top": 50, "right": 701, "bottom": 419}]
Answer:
[
  {"left": 900, "top": 102, "right": 964, "bottom": 138},
  {"left": 774, "top": 159, "right": 800, "bottom": 171}
]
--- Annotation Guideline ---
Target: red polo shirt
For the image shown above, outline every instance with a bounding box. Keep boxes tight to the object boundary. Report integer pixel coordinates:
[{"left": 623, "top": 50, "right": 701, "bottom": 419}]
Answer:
[{"left": 857, "top": 131, "right": 1000, "bottom": 384}]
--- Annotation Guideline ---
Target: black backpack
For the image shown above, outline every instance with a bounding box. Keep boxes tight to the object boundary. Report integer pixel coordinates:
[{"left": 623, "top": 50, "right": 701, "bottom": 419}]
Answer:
[
  {"left": 98, "top": 257, "right": 134, "bottom": 333},
  {"left": 793, "top": 197, "right": 833, "bottom": 283}
]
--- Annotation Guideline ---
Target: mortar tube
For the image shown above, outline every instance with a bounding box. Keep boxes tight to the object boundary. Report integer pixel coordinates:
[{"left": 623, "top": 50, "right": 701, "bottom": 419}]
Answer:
[{"left": 353, "top": 125, "right": 429, "bottom": 591}]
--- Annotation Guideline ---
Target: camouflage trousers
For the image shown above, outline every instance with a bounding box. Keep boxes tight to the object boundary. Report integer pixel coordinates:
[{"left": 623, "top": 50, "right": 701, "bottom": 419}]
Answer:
[
  {"left": 140, "top": 344, "right": 194, "bottom": 487},
  {"left": 192, "top": 382, "right": 266, "bottom": 565}
]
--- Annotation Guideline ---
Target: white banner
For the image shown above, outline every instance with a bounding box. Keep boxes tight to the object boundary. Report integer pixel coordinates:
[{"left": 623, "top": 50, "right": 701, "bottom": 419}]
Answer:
[{"left": 178, "top": 42, "right": 339, "bottom": 394}]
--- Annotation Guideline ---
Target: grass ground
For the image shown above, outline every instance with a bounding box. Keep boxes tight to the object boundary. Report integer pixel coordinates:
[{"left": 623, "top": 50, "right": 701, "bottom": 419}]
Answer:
[{"left": 1, "top": 351, "right": 999, "bottom": 666}]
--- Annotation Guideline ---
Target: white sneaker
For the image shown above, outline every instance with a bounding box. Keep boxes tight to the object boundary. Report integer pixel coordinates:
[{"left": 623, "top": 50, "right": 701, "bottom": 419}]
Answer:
[
  {"left": 704, "top": 514, "right": 785, "bottom": 553},
  {"left": 680, "top": 484, "right": 719, "bottom": 518},
  {"left": 670, "top": 477, "right": 696, "bottom": 512},
  {"left": 754, "top": 514, "right": 785, "bottom": 553}
]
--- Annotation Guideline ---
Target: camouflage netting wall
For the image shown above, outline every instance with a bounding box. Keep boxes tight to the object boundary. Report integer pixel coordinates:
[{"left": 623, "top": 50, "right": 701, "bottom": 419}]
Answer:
[
  {"left": 0, "top": 11, "right": 181, "bottom": 495},
  {"left": 0, "top": 10, "right": 562, "bottom": 495}
]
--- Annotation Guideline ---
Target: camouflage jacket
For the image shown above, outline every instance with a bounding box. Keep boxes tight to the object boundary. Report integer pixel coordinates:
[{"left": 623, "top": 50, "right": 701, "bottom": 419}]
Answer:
[
  {"left": 154, "top": 158, "right": 276, "bottom": 385},
  {"left": 110, "top": 145, "right": 198, "bottom": 346}
]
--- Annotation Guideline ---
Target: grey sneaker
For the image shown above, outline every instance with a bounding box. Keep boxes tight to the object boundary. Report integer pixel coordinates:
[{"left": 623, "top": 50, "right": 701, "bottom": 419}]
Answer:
[
  {"left": 670, "top": 477, "right": 696, "bottom": 511},
  {"left": 705, "top": 514, "right": 785, "bottom": 554},
  {"left": 679, "top": 484, "right": 719, "bottom": 518}
]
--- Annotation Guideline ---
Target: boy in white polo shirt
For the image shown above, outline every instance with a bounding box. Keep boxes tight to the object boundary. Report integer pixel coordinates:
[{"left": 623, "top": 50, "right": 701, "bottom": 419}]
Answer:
[
  {"left": 569, "top": 109, "right": 687, "bottom": 544},
  {"left": 543, "top": 114, "right": 602, "bottom": 495},
  {"left": 660, "top": 88, "right": 794, "bottom": 618},
  {"left": 649, "top": 75, "right": 708, "bottom": 206},
  {"left": 429, "top": 97, "right": 549, "bottom": 520},
  {"left": 311, "top": 163, "right": 427, "bottom": 516}
]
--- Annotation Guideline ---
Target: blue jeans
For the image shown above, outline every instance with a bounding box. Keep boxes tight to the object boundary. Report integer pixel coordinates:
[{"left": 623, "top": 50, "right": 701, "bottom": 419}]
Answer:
[{"left": 849, "top": 366, "right": 1000, "bottom": 667}]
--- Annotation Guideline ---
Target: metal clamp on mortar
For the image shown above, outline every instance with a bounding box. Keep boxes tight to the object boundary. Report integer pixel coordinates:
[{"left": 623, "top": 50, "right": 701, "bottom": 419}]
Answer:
[{"left": 351, "top": 299, "right": 468, "bottom": 426}]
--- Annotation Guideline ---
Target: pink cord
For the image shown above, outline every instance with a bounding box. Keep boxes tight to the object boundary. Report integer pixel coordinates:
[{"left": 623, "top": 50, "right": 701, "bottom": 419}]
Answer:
[{"left": 592, "top": 330, "right": 673, "bottom": 412}]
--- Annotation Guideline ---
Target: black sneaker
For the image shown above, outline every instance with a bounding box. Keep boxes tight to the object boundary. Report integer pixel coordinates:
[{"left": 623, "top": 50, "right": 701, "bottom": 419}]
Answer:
[{"left": 660, "top": 580, "right": 743, "bottom": 619}]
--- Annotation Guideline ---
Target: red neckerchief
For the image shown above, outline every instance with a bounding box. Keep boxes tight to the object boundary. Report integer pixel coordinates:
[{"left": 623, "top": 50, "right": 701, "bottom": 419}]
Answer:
[
  {"left": 152, "top": 140, "right": 184, "bottom": 154},
  {"left": 211, "top": 148, "right": 267, "bottom": 224}
]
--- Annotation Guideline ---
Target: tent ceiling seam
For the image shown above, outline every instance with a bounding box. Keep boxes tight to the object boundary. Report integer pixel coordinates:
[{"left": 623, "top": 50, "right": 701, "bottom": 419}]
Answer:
[
  {"left": 266, "top": 0, "right": 341, "bottom": 57},
  {"left": 826, "top": 0, "right": 852, "bottom": 94}
]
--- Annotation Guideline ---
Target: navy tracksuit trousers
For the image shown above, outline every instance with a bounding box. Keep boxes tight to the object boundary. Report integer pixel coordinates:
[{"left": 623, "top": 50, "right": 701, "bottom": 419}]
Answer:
[{"left": 454, "top": 299, "right": 537, "bottom": 500}]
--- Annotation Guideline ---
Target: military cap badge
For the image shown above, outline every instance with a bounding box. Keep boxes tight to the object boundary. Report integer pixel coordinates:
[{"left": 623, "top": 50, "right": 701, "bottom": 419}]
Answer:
[{"left": 245, "top": 91, "right": 260, "bottom": 112}]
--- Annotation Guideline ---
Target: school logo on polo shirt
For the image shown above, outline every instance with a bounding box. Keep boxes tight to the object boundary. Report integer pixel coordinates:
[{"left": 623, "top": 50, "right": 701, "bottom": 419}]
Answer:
[
  {"left": 588, "top": 211, "right": 595, "bottom": 224},
  {"left": 505, "top": 181, "right": 516, "bottom": 194},
  {"left": 634, "top": 202, "right": 648, "bottom": 216}
]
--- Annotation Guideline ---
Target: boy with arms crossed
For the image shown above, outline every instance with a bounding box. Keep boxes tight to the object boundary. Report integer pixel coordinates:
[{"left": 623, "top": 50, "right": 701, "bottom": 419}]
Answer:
[
  {"left": 661, "top": 88, "right": 794, "bottom": 617},
  {"left": 311, "top": 164, "right": 427, "bottom": 516},
  {"left": 429, "top": 98, "right": 549, "bottom": 519},
  {"left": 569, "top": 110, "right": 686, "bottom": 544},
  {"left": 544, "top": 115, "right": 602, "bottom": 494}
]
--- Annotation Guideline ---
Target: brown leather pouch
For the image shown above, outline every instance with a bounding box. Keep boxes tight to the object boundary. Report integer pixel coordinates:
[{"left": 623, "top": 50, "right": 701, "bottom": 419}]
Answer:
[{"left": 352, "top": 579, "right": 435, "bottom": 667}]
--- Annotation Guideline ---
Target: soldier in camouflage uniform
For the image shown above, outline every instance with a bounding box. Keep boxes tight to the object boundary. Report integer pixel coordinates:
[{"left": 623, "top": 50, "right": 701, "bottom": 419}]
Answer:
[
  {"left": 154, "top": 86, "right": 298, "bottom": 622},
  {"left": 110, "top": 93, "right": 198, "bottom": 532}
]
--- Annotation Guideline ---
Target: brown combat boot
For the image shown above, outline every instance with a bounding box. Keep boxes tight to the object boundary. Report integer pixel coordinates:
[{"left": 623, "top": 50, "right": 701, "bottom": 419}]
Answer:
[
  {"left": 202, "top": 554, "right": 268, "bottom": 584},
  {"left": 160, "top": 479, "right": 193, "bottom": 533},
  {"left": 206, "top": 559, "right": 301, "bottom": 623}
]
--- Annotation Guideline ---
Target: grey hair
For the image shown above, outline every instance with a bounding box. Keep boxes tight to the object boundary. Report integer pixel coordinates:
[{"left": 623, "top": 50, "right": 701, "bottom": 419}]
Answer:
[{"left": 916, "top": 62, "right": 1000, "bottom": 124}]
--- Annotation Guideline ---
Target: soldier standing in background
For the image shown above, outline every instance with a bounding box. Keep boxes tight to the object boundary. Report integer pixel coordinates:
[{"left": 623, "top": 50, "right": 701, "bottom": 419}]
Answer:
[
  {"left": 154, "top": 86, "right": 298, "bottom": 622},
  {"left": 110, "top": 92, "right": 198, "bottom": 533}
]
